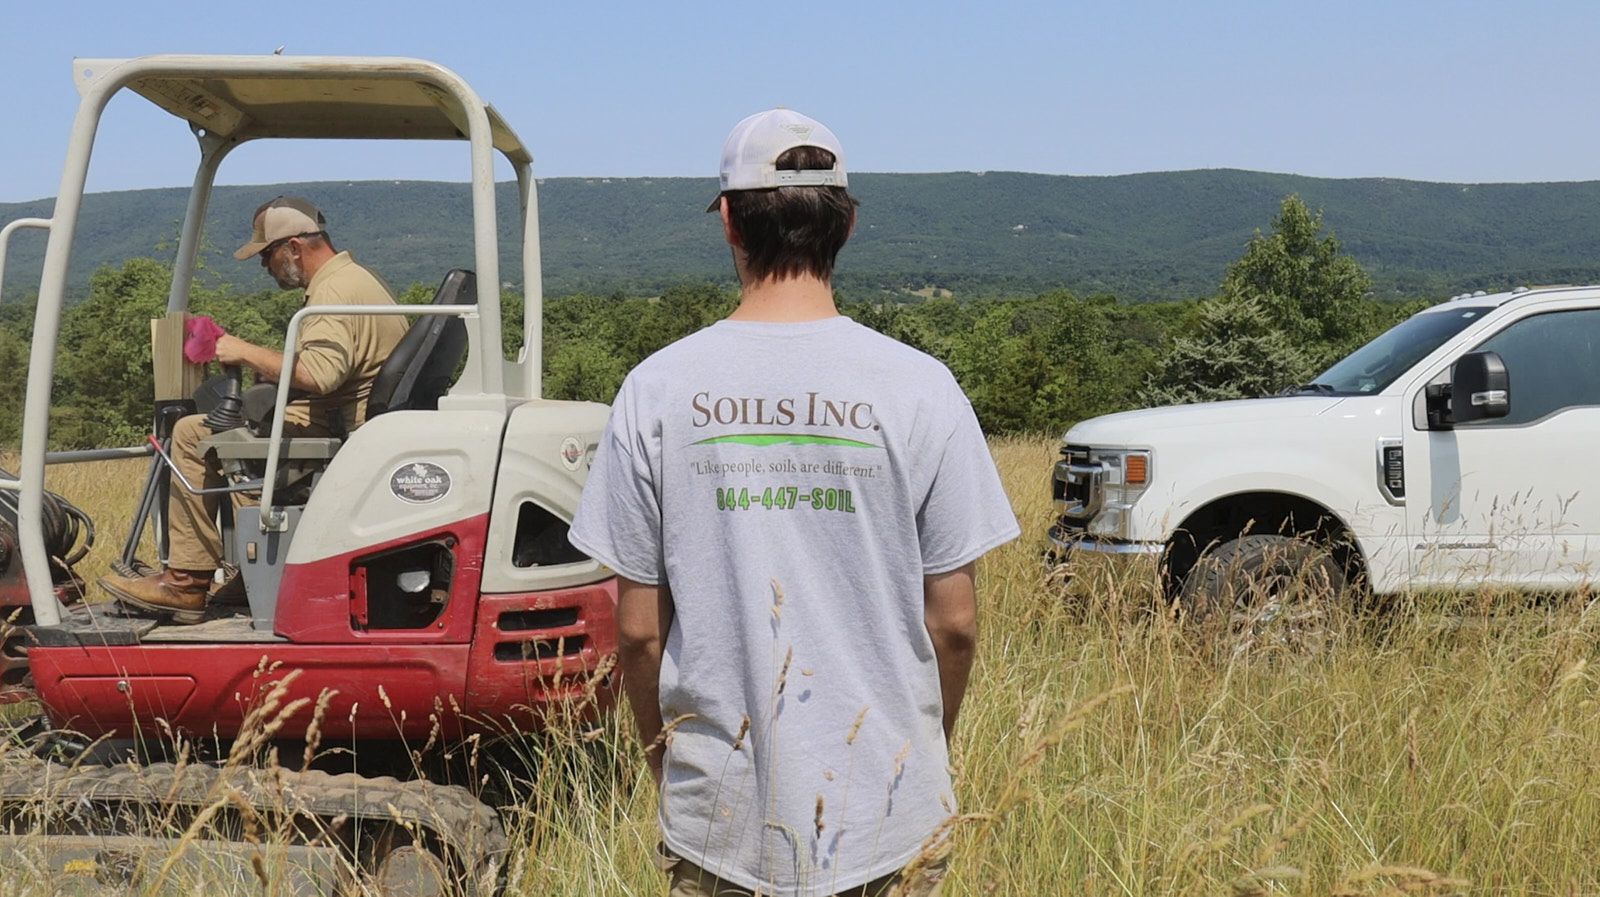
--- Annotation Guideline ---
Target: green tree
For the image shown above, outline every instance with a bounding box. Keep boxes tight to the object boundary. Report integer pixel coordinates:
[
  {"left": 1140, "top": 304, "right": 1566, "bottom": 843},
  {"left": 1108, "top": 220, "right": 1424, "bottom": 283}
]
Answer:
[
  {"left": 544, "top": 338, "right": 629, "bottom": 404},
  {"left": 841, "top": 300, "right": 948, "bottom": 362},
  {"left": 1142, "top": 296, "right": 1313, "bottom": 406},
  {"left": 946, "top": 303, "right": 1049, "bottom": 433},
  {"left": 192, "top": 288, "right": 301, "bottom": 352},
  {"left": 618, "top": 283, "right": 734, "bottom": 366},
  {"left": 1221, "top": 194, "right": 1372, "bottom": 360},
  {"left": 0, "top": 328, "right": 30, "bottom": 447},
  {"left": 1020, "top": 292, "right": 1136, "bottom": 427},
  {"left": 52, "top": 258, "right": 173, "bottom": 446}
]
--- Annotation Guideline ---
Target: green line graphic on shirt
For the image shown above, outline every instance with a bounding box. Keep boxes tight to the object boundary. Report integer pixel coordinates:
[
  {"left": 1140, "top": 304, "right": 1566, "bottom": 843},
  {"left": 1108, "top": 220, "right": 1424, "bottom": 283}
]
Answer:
[{"left": 692, "top": 433, "right": 880, "bottom": 449}]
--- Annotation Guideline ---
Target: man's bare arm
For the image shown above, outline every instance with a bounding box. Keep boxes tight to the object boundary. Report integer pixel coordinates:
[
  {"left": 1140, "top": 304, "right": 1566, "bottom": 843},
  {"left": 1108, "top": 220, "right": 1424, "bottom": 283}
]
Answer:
[
  {"left": 215, "top": 335, "right": 322, "bottom": 393},
  {"left": 616, "top": 575, "right": 674, "bottom": 785},
  {"left": 924, "top": 562, "right": 978, "bottom": 741}
]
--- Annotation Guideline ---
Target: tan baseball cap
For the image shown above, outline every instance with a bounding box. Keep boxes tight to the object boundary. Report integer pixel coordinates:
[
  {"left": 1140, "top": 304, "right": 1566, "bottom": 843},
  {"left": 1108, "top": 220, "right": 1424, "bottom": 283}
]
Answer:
[{"left": 233, "top": 196, "right": 327, "bottom": 260}]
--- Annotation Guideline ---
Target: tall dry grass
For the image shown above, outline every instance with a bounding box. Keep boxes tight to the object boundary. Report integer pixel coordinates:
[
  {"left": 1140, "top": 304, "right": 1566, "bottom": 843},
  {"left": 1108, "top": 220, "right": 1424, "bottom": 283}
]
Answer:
[{"left": 4, "top": 438, "right": 1600, "bottom": 894}]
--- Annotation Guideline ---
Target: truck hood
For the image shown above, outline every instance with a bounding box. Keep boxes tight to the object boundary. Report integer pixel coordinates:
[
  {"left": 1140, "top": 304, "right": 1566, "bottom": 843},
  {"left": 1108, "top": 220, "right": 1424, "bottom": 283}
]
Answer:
[{"left": 1064, "top": 396, "right": 1346, "bottom": 445}]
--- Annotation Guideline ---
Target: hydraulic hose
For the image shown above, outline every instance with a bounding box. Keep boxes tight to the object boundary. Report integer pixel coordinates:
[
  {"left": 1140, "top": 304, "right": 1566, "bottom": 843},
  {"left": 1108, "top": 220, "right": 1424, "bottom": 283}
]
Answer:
[{"left": 0, "top": 466, "right": 95, "bottom": 575}]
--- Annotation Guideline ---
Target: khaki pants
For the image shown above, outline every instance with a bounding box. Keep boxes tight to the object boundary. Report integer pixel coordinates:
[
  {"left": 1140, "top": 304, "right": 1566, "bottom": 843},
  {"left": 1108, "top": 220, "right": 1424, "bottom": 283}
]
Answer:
[
  {"left": 655, "top": 845, "right": 946, "bottom": 897},
  {"left": 165, "top": 414, "right": 322, "bottom": 571}
]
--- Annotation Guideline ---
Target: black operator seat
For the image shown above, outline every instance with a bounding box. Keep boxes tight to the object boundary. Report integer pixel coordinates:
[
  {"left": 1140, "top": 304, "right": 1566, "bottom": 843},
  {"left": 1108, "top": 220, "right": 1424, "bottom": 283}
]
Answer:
[{"left": 367, "top": 268, "right": 477, "bottom": 417}]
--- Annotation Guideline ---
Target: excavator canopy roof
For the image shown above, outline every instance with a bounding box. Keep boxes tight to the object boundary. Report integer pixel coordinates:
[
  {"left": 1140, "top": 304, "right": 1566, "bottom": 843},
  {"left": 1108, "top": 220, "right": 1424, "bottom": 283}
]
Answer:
[{"left": 75, "top": 55, "right": 532, "bottom": 165}]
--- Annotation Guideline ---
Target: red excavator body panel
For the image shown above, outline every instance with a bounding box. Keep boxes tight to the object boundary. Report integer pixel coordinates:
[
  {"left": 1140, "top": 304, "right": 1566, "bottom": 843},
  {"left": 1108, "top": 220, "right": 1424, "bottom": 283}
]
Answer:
[
  {"left": 28, "top": 579, "right": 616, "bottom": 742},
  {"left": 26, "top": 514, "right": 617, "bottom": 742}
]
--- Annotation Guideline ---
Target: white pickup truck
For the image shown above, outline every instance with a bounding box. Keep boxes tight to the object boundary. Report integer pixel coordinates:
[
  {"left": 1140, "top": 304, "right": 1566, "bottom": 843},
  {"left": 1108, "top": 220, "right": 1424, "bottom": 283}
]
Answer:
[{"left": 1049, "top": 286, "right": 1600, "bottom": 617}]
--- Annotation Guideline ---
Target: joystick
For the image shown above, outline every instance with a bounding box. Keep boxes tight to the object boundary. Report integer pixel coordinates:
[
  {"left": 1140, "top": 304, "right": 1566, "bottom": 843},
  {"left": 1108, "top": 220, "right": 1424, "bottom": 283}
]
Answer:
[{"left": 203, "top": 365, "right": 246, "bottom": 432}]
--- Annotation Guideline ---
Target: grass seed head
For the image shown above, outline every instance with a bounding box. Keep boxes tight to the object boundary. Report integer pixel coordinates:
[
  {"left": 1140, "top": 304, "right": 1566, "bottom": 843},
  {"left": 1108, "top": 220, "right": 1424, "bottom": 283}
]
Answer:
[{"left": 847, "top": 706, "right": 870, "bottom": 745}]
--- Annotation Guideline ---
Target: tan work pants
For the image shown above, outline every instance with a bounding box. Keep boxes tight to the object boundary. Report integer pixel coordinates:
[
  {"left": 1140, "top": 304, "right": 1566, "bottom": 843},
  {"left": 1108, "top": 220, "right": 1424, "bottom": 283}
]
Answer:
[
  {"left": 165, "top": 414, "right": 321, "bottom": 571},
  {"left": 655, "top": 845, "right": 946, "bottom": 897}
]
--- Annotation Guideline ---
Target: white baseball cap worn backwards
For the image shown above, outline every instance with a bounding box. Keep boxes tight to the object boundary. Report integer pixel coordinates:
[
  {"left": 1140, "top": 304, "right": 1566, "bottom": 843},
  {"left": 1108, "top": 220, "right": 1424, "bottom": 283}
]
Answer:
[{"left": 706, "top": 108, "right": 848, "bottom": 212}]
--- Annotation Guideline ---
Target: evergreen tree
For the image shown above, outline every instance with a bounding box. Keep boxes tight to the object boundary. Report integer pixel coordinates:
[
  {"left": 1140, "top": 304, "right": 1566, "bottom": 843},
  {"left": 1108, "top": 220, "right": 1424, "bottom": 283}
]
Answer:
[
  {"left": 1221, "top": 194, "right": 1371, "bottom": 360},
  {"left": 1142, "top": 296, "right": 1312, "bottom": 406}
]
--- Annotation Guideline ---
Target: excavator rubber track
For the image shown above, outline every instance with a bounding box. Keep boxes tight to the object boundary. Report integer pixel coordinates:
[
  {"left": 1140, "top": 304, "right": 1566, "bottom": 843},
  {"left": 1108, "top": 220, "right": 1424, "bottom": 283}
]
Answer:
[{"left": 0, "top": 758, "right": 508, "bottom": 895}]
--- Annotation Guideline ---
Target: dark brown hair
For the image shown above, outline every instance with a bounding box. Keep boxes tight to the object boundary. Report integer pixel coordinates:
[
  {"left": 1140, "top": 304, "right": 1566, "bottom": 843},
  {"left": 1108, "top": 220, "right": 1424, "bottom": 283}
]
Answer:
[{"left": 723, "top": 145, "right": 859, "bottom": 283}]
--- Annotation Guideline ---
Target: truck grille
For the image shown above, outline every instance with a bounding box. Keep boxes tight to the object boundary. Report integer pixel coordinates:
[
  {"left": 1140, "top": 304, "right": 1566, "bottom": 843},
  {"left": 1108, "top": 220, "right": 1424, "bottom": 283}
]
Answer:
[
  {"left": 1052, "top": 443, "right": 1112, "bottom": 530},
  {"left": 1054, "top": 444, "right": 1094, "bottom": 509}
]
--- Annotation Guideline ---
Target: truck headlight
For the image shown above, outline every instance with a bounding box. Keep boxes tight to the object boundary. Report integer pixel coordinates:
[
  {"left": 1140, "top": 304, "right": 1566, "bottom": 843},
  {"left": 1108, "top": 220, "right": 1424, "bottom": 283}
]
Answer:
[
  {"left": 1091, "top": 449, "right": 1152, "bottom": 507},
  {"left": 1053, "top": 446, "right": 1153, "bottom": 541}
]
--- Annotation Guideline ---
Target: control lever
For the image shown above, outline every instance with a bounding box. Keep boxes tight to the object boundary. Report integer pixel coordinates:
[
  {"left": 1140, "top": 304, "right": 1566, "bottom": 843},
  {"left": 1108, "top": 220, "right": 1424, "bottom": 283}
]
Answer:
[{"left": 203, "top": 365, "right": 247, "bottom": 432}]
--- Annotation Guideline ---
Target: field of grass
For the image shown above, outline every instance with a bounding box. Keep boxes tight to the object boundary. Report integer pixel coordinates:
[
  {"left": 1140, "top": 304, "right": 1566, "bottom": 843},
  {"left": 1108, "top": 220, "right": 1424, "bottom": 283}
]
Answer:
[{"left": 5, "top": 438, "right": 1600, "bottom": 894}]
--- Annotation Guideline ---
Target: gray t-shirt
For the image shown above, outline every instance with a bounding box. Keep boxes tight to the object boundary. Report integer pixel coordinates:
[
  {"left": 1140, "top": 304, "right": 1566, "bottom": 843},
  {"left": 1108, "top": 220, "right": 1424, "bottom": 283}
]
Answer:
[{"left": 569, "top": 316, "right": 1019, "bottom": 896}]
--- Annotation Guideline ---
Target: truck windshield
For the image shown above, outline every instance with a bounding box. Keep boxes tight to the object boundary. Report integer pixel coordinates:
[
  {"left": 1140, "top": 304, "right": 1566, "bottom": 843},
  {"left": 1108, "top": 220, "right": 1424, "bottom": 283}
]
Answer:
[{"left": 1311, "top": 306, "right": 1490, "bottom": 395}]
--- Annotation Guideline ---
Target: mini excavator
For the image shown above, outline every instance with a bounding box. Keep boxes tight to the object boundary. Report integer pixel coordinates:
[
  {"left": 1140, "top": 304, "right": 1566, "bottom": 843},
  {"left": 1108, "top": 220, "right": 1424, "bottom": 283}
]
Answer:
[{"left": 0, "top": 55, "right": 619, "bottom": 894}]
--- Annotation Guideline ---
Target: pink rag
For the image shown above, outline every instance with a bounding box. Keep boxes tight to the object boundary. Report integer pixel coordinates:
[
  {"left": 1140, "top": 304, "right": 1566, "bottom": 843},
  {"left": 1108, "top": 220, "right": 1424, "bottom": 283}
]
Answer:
[{"left": 183, "top": 315, "right": 226, "bottom": 364}]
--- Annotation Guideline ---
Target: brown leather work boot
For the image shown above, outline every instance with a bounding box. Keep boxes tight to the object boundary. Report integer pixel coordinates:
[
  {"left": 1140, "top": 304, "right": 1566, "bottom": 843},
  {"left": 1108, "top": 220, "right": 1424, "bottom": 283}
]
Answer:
[
  {"left": 98, "top": 568, "right": 210, "bottom": 625},
  {"left": 210, "top": 567, "right": 249, "bottom": 607}
]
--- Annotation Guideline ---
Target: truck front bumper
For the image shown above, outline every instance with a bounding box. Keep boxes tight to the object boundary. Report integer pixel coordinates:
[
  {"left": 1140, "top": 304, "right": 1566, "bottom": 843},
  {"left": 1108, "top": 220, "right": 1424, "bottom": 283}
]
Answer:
[{"left": 1045, "top": 520, "right": 1164, "bottom": 568}]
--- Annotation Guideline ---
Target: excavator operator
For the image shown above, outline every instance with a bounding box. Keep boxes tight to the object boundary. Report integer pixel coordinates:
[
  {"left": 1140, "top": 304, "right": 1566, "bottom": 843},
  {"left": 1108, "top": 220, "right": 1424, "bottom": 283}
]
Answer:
[{"left": 99, "top": 196, "right": 408, "bottom": 624}]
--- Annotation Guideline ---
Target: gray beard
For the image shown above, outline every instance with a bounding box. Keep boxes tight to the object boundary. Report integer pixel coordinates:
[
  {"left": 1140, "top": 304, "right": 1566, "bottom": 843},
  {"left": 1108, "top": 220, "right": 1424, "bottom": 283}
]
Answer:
[{"left": 273, "top": 255, "right": 307, "bottom": 290}]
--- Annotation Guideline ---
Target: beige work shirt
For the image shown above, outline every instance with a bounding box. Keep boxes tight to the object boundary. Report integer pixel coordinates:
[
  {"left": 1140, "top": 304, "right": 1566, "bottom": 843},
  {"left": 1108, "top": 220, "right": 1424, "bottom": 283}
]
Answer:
[{"left": 283, "top": 251, "right": 408, "bottom": 431}]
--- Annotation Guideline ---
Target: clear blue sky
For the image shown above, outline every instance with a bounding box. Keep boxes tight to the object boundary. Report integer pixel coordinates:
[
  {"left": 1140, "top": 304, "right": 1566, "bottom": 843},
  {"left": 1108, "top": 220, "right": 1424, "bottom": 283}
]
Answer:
[{"left": 4, "top": 1, "right": 1600, "bottom": 203}]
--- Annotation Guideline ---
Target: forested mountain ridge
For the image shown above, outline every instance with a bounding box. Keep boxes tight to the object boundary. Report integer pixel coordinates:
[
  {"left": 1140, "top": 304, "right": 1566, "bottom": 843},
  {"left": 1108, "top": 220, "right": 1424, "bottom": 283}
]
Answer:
[
  {"left": 0, "top": 195, "right": 1423, "bottom": 447},
  {"left": 5, "top": 169, "right": 1600, "bottom": 301}
]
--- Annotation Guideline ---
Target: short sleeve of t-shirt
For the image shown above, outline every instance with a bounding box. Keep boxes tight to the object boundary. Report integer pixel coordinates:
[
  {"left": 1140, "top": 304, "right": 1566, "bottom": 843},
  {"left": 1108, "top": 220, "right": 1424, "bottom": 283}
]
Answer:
[
  {"left": 567, "top": 379, "right": 664, "bottom": 584},
  {"left": 916, "top": 387, "right": 1021, "bottom": 575}
]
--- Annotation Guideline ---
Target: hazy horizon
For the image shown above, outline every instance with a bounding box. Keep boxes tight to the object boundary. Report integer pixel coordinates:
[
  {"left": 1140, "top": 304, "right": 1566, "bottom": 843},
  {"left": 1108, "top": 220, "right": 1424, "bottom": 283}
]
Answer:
[
  {"left": 6, "top": 2, "right": 1600, "bottom": 203},
  {"left": 12, "top": 165, "right": 1600, "bottom": 209}
]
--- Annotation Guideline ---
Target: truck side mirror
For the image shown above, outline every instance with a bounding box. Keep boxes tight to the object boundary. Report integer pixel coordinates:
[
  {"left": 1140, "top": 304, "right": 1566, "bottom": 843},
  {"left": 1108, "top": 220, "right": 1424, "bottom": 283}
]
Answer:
[{"left": 1452, "top": 350, "right": 1510, "bottom": 423}]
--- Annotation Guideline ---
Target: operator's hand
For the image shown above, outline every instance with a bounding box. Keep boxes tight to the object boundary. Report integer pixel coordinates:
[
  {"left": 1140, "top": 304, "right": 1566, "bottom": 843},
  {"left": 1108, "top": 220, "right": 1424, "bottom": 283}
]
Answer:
[
  {"left": 211, "top": 335, "right": 293, "bottom": 389},
  {"left": 213, "top": 334, "right": 254, "bottom": 367}
]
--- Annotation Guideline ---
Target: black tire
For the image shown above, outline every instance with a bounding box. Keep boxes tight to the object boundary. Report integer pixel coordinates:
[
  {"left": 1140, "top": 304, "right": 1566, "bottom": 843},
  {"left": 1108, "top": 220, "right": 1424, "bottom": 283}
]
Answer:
[{"left": 1178, "top": 534, "right": 1348, "bottom": 655}]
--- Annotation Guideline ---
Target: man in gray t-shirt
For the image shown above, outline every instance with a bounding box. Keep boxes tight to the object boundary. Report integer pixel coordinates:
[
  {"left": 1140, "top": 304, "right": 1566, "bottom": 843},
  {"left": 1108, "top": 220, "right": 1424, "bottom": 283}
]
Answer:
[{"left": 569, "top": 109, "right": 1019, "bottom": 897}]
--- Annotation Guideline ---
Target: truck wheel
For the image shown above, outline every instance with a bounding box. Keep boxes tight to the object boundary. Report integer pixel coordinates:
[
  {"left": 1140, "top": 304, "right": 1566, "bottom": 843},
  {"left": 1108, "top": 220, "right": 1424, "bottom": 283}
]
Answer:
[{"left": 1178, "top": 534, "right": 1347, "bottom": 655}]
